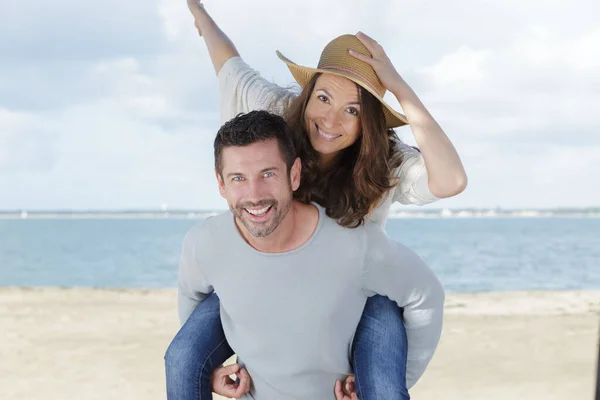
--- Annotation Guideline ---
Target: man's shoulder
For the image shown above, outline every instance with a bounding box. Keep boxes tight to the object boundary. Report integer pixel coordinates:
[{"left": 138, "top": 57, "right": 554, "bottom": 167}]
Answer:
[
  {"left": 362, "top": 220, "right": 386, "bottom": 234},
  {"left": 337, "top": 219, "right": 389, "bottom": 254},
  {"left": 316, "top": 209, "right": 383, "bottom": 246},
  {"left": 360, "top": 220, "right": 415, "bottom": 261},
  {"left": 183, "top": 211, "right": 232, "bottom": 250}
]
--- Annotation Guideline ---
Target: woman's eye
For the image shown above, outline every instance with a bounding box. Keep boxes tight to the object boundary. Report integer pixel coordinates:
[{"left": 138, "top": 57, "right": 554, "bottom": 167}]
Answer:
[
  {"left": 318, "top": 95, "right": 329, "bottom": 103},
  {"left": 347, "top": 107, "right": 360, "bottom": 116}
]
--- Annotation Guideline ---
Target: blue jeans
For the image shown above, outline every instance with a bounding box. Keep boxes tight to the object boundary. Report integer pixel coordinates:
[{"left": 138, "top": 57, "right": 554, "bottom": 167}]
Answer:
[{"left": 165, "top": 293, "right": 409, "bottom": 400}]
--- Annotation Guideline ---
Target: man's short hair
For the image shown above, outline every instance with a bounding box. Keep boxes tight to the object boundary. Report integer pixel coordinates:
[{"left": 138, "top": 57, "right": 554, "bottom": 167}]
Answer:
[{"left": 214, "top": 110, "right": 297, "bottom": 176}]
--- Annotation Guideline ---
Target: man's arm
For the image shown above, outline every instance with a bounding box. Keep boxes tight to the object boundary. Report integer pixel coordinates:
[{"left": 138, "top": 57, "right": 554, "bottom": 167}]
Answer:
[
  {"left": 177, "top": 222, "right": 214, "bottom": 325},
  {"left": 362, "top": 223, "right": 445, "bottom": 388}
]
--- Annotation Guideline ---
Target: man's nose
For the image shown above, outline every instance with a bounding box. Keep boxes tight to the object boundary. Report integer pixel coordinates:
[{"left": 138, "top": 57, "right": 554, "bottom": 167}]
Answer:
[{"left": 245, "top": 179, "right": 267, "bottom": 202}]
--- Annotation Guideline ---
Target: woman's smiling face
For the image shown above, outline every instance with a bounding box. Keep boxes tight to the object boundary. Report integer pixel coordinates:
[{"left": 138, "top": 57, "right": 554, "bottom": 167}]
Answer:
[{"left": 303, "top": 74, "right": 362, "bottom": 162}]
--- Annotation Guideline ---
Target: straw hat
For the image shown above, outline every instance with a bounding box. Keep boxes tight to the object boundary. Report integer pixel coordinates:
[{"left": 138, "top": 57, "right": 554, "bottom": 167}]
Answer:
[{"left": 276, "top": 34, "right": 408, "bottom": 128}]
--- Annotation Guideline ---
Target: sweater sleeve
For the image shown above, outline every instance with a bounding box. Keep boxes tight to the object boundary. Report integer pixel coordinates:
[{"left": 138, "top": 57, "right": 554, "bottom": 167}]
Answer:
[
  {"left": 392, "top": 141, "right": 439, "bottom": 206},
  {"left": 218, "top": 56, "right": 298, "bottom": 123},
  {"left": 361, "top": 223, "right": 445, "bottom": 388},
  {"left": 177, "top": 222, "right": 214, "bottom": 326}
]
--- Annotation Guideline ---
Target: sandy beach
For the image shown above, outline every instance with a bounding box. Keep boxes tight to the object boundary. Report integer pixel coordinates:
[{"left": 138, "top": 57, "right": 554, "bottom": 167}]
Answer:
[{"left": 1, "top": 288, "right": 598, "bottom": 400}]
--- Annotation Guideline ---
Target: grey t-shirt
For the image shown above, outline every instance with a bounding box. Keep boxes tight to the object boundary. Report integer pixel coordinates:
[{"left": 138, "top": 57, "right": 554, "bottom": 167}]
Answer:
[{"left": 177, "top": 205, "right": 444, "bottom": 399}]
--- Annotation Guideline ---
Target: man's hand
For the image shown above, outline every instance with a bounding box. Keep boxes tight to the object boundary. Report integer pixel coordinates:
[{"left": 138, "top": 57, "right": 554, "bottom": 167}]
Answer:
[
  {"left": 211, "top": 363, "right": 252, "bottom": 399},
  {"left": 335, "top": 375, "right": 358, "bottom": 400}
]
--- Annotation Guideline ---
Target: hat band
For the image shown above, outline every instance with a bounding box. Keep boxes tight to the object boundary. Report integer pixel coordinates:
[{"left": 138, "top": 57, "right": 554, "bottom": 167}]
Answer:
[{"left": 319, "top": 65, "right": 384, "bottom": 96}]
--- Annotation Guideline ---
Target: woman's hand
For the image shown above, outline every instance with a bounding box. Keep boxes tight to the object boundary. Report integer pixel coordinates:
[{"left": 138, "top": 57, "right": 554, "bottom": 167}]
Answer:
[
  {"left": 186, "top": 0, "right": 206, "bottom": 36},
  {"left": 349, "top": 31, "right": 406, "bottom": 94},
  {"left": 184, "top": 0, "right": 240, "bottom": 73},
  {"left": 350, "top": 31, "right": 468, "bottom": 198},
  {"left": 334, "top": 375, "right": 358, "bottom": 400},
  {"left": 211, "top": 363, "right": 252, "bottom": 399}
]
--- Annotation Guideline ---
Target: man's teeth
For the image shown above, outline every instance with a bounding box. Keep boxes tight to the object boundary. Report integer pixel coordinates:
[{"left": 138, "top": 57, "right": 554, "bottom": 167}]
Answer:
[
  {"left": 246, "top": 206, "right": 270, "bottom": 216},
  {"left": 318, "top": 128, "right": 340, "bottom": 140}
]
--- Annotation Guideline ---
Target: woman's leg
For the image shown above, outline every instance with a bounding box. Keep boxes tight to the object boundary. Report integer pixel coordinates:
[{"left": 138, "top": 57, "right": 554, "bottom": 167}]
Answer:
[
  {"left": 351, "top": 294, "right": 410, "bottom": 400},
  {"left": 165, "top": 292, "right": 234, "bottom": 400}
]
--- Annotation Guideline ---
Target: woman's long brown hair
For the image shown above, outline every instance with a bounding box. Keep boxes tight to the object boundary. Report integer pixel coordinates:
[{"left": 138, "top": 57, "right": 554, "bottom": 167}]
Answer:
[{"left": 284, "top": 73, "right": 405, "bottom": 228}]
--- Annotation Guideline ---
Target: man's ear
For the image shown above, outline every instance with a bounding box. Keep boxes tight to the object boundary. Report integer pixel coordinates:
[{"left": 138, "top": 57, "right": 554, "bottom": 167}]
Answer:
[
  {"left": 216, "top": 170, "right": 226, "bottom": 198},
  {"left": 290, "top": 157, "right": 302, "bottom": 192}
]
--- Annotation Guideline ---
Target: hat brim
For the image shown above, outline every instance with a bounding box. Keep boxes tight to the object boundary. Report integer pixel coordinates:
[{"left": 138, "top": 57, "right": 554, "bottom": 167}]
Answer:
[{"left": 276, "top": 50, "right": 408, "bottom": 128}]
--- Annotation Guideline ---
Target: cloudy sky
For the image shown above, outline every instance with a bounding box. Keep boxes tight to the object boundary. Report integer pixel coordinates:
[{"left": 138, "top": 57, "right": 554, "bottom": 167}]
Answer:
[{"left": 1, "top": 0, "right": 598, "bottom": 211}]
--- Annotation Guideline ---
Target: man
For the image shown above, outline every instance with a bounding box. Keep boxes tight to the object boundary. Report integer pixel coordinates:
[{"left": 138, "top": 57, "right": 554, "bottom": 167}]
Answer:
[{"left": 176, "top": 110, "right": 444, "bottom": 399}]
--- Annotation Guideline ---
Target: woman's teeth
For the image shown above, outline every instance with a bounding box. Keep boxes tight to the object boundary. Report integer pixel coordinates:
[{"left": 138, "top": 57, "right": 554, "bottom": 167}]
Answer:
[
  {"left": 246, "top": 206, "right": 270, "bottom": 216},
  {"left": 318, "top": 127, "right": 341, "bottom": 141}
]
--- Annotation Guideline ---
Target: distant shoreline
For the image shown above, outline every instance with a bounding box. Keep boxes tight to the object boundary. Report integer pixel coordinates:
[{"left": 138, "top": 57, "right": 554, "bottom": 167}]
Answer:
[{"left": 1, "top": 209, "right": 599, "bottom": 219}]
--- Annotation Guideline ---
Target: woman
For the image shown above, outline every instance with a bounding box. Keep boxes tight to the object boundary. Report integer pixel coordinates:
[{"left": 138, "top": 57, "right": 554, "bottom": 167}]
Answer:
[{"left": 165, "top": 1, "right": 467, "bottom": 399}]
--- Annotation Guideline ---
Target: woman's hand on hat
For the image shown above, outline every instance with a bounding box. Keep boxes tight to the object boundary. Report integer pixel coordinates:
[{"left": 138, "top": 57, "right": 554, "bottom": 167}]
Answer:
[{"left": 349, "top": 31, "right": 405, "bottom": 94}]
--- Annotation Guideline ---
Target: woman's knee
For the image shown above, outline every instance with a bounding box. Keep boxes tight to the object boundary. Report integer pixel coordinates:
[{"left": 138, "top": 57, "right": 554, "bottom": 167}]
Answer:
[
  {"left": 165, "top": 333, "right": 195, "bottom": 372},
  {"left": 165, "top": 293, "right": 224, "bottom": 369},
  {"left": 364, "top": 295, "right": 403, "bottom": 318},
  {"left": 362, "top": 295, "right": 405, "bottom": 334}
]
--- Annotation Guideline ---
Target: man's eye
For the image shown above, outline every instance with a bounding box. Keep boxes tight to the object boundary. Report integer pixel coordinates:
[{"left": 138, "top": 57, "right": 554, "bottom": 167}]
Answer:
[
  {"left": 263, "top": 172, "right": 274, "bottom": 178},
  {"left": 232, "top": 177, "right": 244, "bottom": 182}
]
